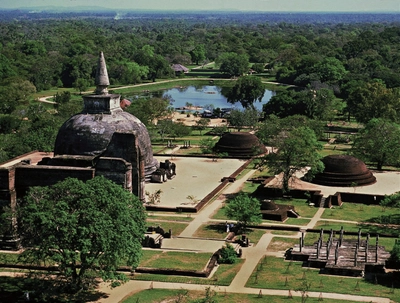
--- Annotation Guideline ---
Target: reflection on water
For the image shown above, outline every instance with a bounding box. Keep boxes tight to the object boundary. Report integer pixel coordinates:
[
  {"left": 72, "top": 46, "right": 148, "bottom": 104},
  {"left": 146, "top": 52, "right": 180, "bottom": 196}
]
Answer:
[{"left": 163, "top": 85, "right": 273, "bottom": 111}]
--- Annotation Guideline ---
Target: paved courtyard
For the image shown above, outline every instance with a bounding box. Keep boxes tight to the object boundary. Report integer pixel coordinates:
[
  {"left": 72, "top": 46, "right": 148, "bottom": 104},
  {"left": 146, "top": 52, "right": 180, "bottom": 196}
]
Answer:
[{"left": 145, "top": 156, "right": 246, "bottom": 208}]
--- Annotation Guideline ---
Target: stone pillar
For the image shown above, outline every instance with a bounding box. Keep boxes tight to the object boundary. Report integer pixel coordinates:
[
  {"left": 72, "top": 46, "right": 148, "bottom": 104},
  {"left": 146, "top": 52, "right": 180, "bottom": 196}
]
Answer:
[
  {"left": 354, "top": 243, "right": 358, "bottom": 266},
  {"left": 339, "top": 226, "right": 344, "bottom": 247},
  {"left": 299, "top": 237, "right": 302, "bottom": 252},
  {"left": 335, "top": 242, "right": 339, "bottom": 265}
]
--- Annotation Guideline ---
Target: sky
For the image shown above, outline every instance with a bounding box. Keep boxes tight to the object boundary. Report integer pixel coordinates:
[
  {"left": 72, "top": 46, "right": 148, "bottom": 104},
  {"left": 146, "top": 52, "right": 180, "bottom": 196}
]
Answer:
[{"left": 1, "top": 0, "right": 399, "bottom": 12}]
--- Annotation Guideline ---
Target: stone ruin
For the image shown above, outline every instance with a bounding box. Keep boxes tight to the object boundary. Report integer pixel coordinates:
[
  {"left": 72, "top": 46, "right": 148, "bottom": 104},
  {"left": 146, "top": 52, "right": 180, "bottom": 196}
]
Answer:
[
  {"left": 311, "top": 155, "right": 376, "bottom": 187},
  {"left": 260, "top": 199, "right": 299, "bottom": 222},
  {"left": 214, "top": 132, "right": 267, "bottom": 157},
  {"left": 288, "top": 227, "right": 391, "bottom": 276},
  {"left": 151, "top": 160, "right": 176, "bottom": 183},
  {"left": 0, "top": 52, "right": 175, "bottom": 249}
]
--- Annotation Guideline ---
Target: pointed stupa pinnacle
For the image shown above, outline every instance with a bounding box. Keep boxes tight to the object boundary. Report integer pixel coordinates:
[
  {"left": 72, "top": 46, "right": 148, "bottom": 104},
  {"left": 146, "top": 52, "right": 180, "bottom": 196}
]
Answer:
[{"left": 95, "top": 51, "right": 110, "bottom": 95}]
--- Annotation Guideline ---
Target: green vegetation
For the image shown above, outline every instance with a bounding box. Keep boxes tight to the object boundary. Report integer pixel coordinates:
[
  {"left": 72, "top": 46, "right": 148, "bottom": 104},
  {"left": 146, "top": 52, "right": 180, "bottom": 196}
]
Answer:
[
  {"left": 219, "top": 244, "right": 239, "bottom": 264},
  {"left": 146, "top": 221, "right": 189, "bottom": 236},
  {"left": 139, "top": 251, "right": 211, "bottom": 271},
  {"left": 122, "top": 288, "right": 360, "bottom": 303},
  {"left": 246, "top": 256, "right": 400, "bottom": 302},
  {"left": 18, "top": 177, "right": 147, "bottom": 292},
  {"left": 321, "top": 203, "right": 399, "bottom": 224},
  {"left": 132, "top": 259, "right": 244, "bottom": 286}
]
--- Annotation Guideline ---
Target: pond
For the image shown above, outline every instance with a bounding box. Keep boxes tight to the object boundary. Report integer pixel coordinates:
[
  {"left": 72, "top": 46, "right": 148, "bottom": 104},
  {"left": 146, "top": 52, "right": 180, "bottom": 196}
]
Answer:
[{"left": 161, "top": 85, "right": 274, "bottom": 112}]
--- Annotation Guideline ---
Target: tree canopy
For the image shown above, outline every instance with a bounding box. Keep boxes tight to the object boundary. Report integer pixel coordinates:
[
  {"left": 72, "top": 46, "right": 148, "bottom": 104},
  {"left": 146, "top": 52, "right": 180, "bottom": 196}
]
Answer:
[
  {"left": 225, "top": 193, "right": 262, "bottom": 230},
  {"left": 259, "top": 125, "right": 324, "bottom": 193},
  {"left": 351, "top": 118, "right": 400, "bottom": 170},
  {"left": 18, "top": 176, "right": 147, "bottom": 292},
  {"left": 217, "top": 52, "right": 250, "bottom": 77},
  {"left": 346, "top": 81, "right": 400, "bottom": 124},
  {"left": 226, "top": 76, "right": 265, "bottom": 109}
]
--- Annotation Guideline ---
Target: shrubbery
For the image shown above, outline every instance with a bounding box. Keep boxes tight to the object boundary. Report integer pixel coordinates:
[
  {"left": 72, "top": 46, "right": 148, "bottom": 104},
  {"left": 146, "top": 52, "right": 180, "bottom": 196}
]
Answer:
[{"left": 218, "top": 244, "right": 237, "bottom": 264}]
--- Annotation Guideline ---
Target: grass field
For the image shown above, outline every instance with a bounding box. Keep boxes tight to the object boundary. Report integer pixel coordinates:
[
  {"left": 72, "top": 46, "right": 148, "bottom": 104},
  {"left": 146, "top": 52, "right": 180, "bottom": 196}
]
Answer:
[
  {"left": 139, "top": 250, "right": 212, "bottom": 271},
  {"left": 132, "top": 259, "right": 244, "bottom": 286},
  {"left": 122, "top": 288, "right": 364, "bottom": 303},
  {"left": 245, "top": 256, "right": 399, "bottom": 302}
]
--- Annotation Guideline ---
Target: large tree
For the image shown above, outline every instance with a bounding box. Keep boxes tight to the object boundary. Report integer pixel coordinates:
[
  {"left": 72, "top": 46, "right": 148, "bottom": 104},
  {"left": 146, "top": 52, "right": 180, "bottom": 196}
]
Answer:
[
  {"left": 126, "top": 96, "right": 173, "bottom": 126},
  {"left": 228, "top": 107, "right": 263, "bottom": 131},
  {"left": 260, "top": 126, "right": 324, "bottom": 193},
  {"left": 217, "top": 52, "right": 249, "bottom": 77},
  {"left": 346, "top": 81, "right": 400, "bottom": 124},
  {"left": 225, "top": 193, "right": 262, "bottom": 231},
  {"left": 18, "top": 176, "right": 146, "bottom": 292},
  {"left": 351, "top": 118, "right": 400, "bottom": 170},
  {"left": 226, "top": 76, "right": 265, "bottom": 109}
]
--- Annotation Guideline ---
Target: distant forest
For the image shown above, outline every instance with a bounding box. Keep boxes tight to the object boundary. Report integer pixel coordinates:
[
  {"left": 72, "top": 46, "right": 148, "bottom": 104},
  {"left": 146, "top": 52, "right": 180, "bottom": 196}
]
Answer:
[{"left": 0, "top": 10, "right": 400, "bottom": 163}]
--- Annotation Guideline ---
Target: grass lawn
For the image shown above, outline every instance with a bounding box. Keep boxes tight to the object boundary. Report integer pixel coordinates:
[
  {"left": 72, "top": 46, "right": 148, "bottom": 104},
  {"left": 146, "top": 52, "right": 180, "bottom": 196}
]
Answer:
[
  {"left": 212, "top": 205, "right": 312, "bottom": 227},
  {"left": 139, "top": 250, "right": 211, "bottom": 271},
  {"left": 245, "top": 256, "right": 400, "bottom": 302},
  {"left": 267, "top": 237, "right": 298, "bottom": 252},
  {"left": 122, "top": 288, "right": 361, "bottom": 303},
  {"left": 321, "top": 203, "right": 399, "bottom": 223},
  {"left": 192, "top": 223, "right": 267, "bottom": 245},
  {"left": 192, "top": 222, "right": 227, "bottom": 239},
  {"left": 272, "top": 198, "right": 319, "bottom": 218},
  {"left": 146, "top": 213, "right": 194, "bottom": 222},
  {"left": 146, "top": 221, "right": 189, "bottom": 237},
  {"left": 132, "top": 259, "right": 244, "bottom": 286}
]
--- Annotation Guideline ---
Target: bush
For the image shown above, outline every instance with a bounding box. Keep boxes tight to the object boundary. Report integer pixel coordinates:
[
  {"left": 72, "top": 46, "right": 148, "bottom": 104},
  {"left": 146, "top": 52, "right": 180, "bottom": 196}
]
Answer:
[{"left": 219, "top": 244, "right": 237, "bottom": 264}]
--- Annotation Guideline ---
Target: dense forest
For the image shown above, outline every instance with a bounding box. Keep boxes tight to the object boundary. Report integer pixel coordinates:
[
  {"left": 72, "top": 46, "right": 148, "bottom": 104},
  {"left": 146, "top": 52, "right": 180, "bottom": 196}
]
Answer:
[{"left": 0, "top": 10, "right": 400, "bottom": 169}]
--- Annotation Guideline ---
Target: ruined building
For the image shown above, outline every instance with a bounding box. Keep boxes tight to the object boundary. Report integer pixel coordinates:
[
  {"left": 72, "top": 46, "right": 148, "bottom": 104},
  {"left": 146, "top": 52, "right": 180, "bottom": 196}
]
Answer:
[{"left": 0, "top": 52, "right": 159, "bottom": 249}]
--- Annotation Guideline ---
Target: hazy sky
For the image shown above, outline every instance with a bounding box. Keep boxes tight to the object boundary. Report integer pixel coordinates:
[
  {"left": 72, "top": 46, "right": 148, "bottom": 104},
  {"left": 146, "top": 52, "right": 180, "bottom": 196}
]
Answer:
[{"left": 1, "top": 0, "right": 400, "bottom": 12}]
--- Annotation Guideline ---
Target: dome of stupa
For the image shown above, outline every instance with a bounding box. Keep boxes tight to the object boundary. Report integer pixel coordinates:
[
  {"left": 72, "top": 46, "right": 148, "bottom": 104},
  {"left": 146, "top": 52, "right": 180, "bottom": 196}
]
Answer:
[
  {"left": 311, "top": 155, "right": 376, "bottom": 187},
  {"left": 213, "top": 132, "right": 266, "bottom": 157},
  {"left": 54, "top": 52, "right": 158, "bottom": 179}
]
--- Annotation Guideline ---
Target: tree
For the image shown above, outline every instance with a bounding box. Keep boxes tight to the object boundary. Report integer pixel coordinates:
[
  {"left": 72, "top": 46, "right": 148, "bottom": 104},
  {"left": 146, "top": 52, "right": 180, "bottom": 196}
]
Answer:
[
  {"left": 73, "top": 78, "right": 90, "bottom": 94},
  {"left": 219, "top": 244, "right": 238, "bottom": 264},
  {"left": 251, "top": 63, "right": 265, "bottom": 74},
  {"left": 127, "top": 96, "right": 173, "bottom": 126},
  {"left": 0, "top": 79, "right": 36, "bottom": 114},
  {"left": 217, "top": 52, "right": 249, "bottom": 77},
  {"left": 54, "top": 91, "right": 71, "bottom": 106},
  {"left": 170, "top": 122, "right": 191, "bottom": 140},
  {"left": 193, "top": 118, "right": 210, "bottom": 135},
  {"left": 226, "top": 76, "right": 265, "bottom": 109},
  {"left": 228, "top": 108, "right": 262, "bottom": 131},
  {"left": 351, "top": 118, "right": 400, "bottom": 170},
  {"left": 199, "top": 137, "right": 215, "bottom": 154},
  {"left": 157, "top": 119, "right": 174, "bottom": 142},
  {"left": 261, "top": 126, "right": 324, "bottom": 193},
  {"left": 263, "top": 89, "right": 305, "bottom": 118},
  {"left": 18, "top": 176, "right": 146, "bottom": 292},
  {"left": 314, "top": 57, "right": 347, "bottom": 84},
  {"left": 0, "top": 114, "right": 21, "bottom": 134},
  {"left": 190, "top": 44, "right": 206, "bottom": 65},
  {"left": 263, "top": 88, "right": 342, "bottom": 121},
  {"left": 224, "top": 193, "right": 262, "bottom": 230},
  {"left": 302, "top": 88, "right": 344, "bottom": 122},
  {"left": 346, "top": 81, "right": 400, "bottom": 124}
]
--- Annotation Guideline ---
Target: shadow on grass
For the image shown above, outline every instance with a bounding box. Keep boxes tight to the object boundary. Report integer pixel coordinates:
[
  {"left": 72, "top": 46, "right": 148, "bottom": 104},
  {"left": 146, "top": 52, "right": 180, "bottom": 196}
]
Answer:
[
  {"left": 359, "top": 215, "right": 400, "bottom": 237},
  {"left": 204, "top": 223, "right": 226, "bottom": 234},
  {"left": 0, "top": 276, "right": 107, "bottom": 303},
  {"left": 364, "top": 271, "right": 400, "bottom": 290}
]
